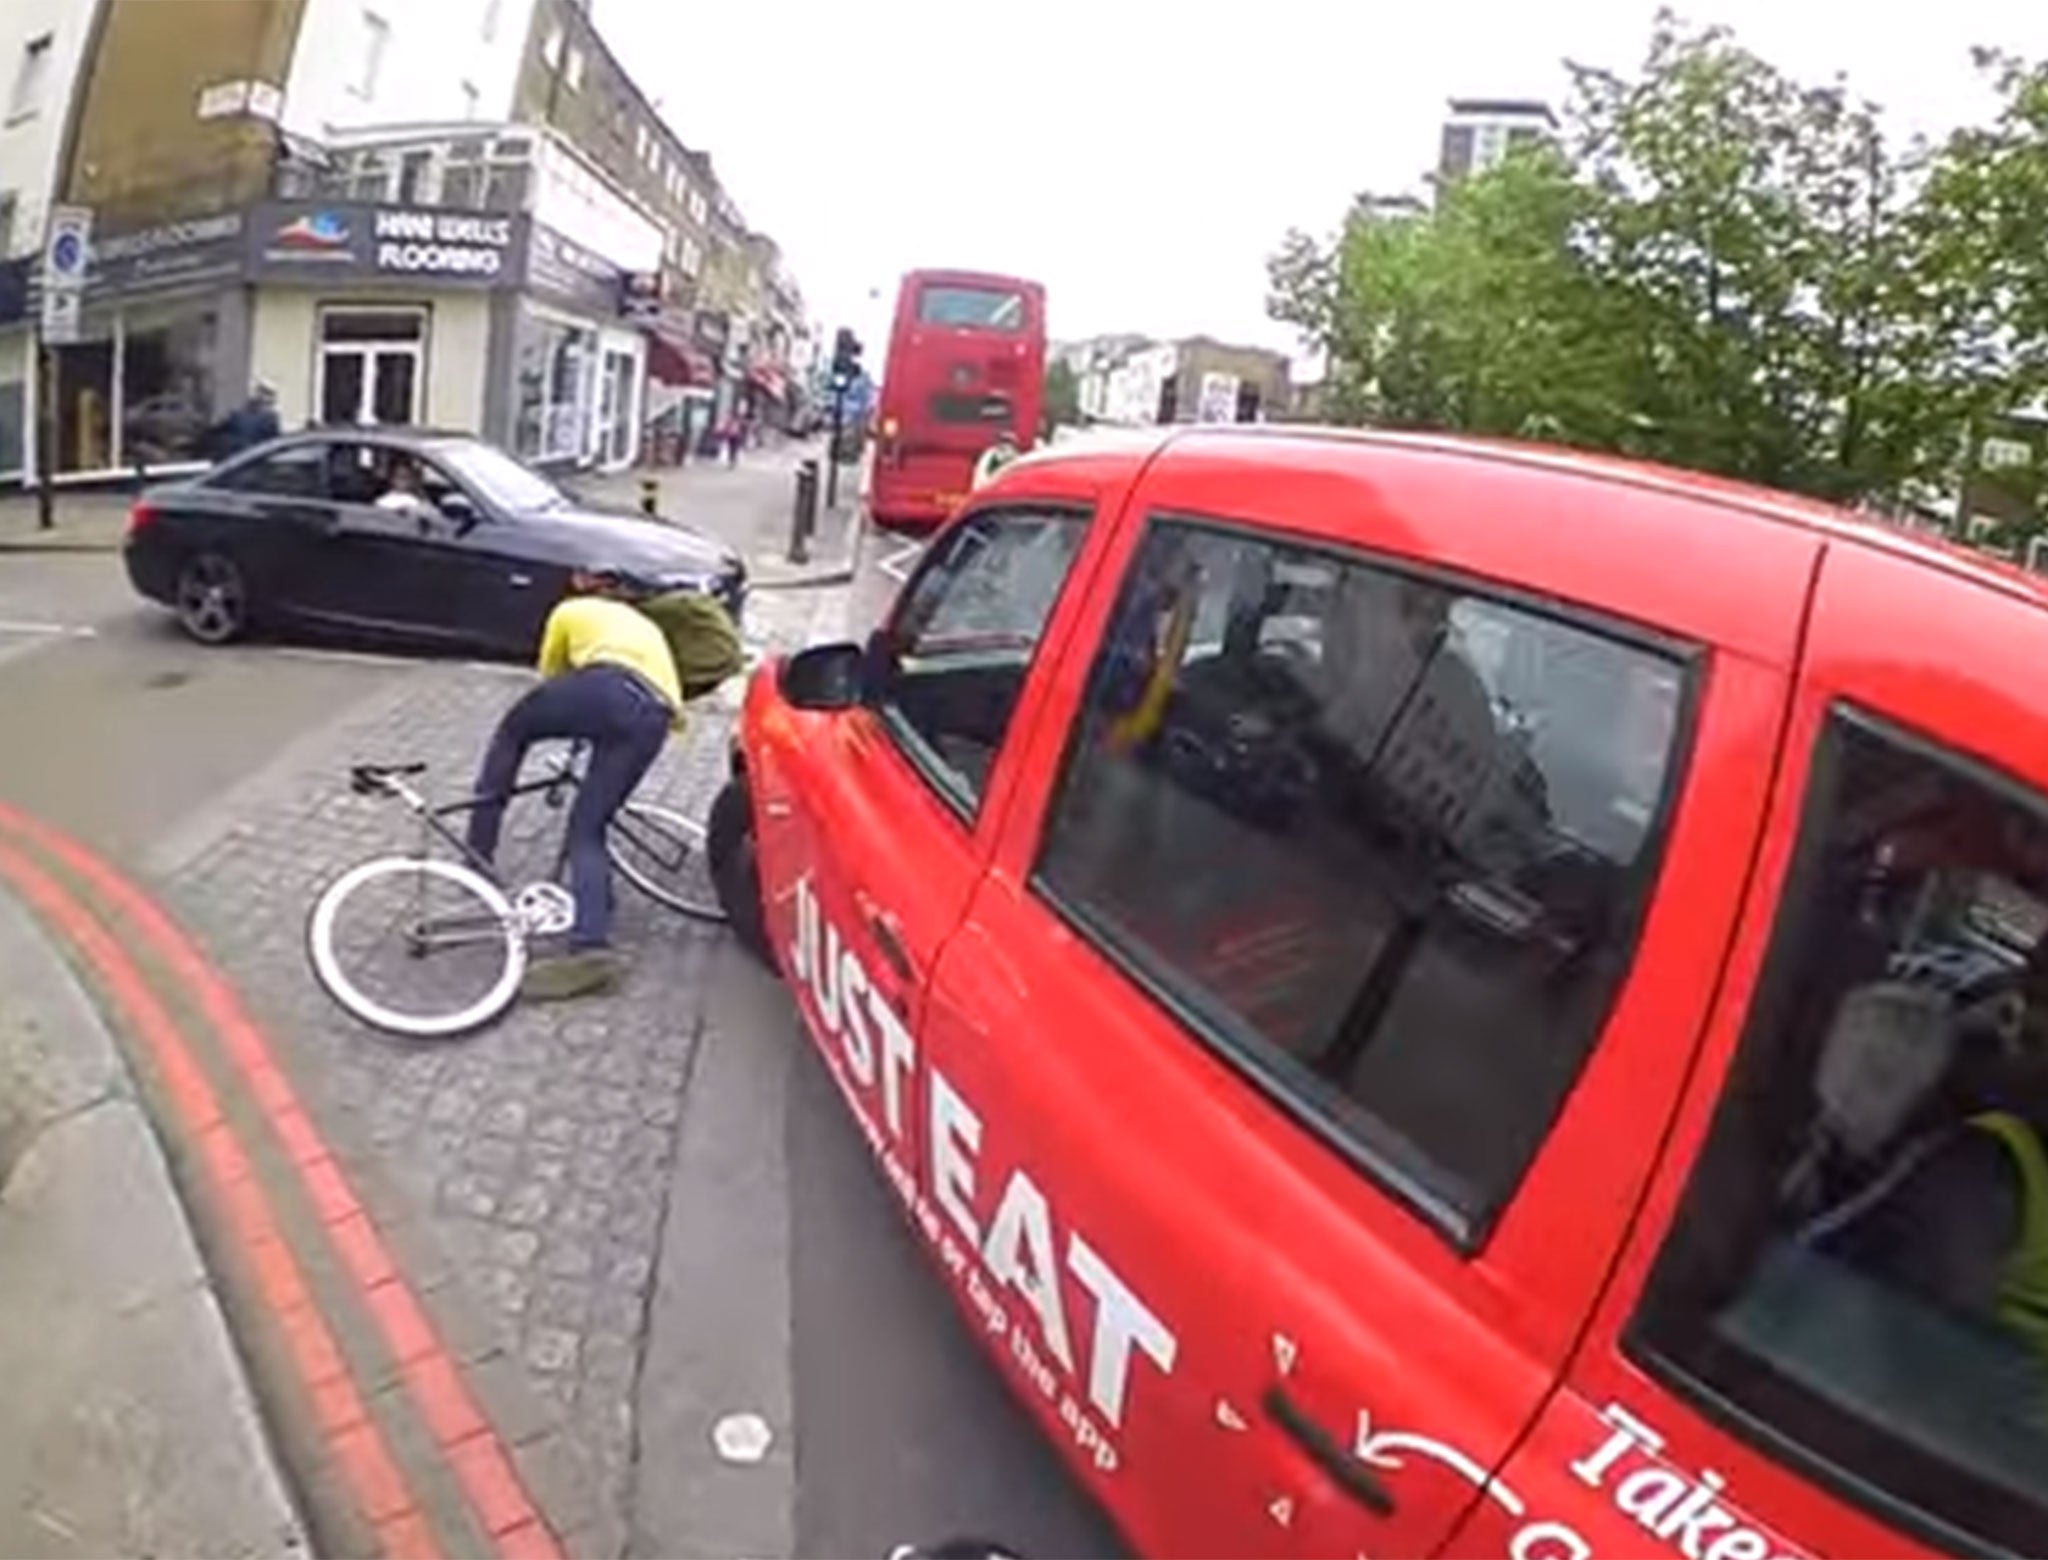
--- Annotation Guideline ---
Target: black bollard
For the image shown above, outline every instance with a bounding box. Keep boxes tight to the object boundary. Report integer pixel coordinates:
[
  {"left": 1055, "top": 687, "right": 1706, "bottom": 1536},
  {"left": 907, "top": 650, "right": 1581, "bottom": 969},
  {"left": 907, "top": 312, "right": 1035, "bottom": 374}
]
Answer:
[
  {"left": 790, "top": 459, "right": 820, "bottom": 564},
  {"left": 640, "top": 476, "right": 660, "bottom": 519}
]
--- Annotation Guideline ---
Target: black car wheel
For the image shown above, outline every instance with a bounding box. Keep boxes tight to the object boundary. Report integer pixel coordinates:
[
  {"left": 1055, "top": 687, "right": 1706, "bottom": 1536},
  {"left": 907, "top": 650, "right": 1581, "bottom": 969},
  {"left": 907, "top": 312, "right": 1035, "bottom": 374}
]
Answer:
[
  {"left": 175, "top": 552, "right": 249, "bottom": 645},
  {"left": 707, "top": 778, "right": 775, "bottom": 970}
]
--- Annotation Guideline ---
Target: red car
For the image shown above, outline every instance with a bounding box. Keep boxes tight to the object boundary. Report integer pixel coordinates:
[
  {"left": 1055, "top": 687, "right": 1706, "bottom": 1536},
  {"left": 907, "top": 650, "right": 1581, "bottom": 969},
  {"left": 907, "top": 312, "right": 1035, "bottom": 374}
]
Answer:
[{"left": 708, "top": 427, "right": 2048, "bottom": 1559}]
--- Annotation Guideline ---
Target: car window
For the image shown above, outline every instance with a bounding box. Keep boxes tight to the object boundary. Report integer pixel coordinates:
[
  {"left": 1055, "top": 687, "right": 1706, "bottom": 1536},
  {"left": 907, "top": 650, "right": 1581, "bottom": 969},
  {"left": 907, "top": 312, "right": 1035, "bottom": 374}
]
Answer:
[
  {"left": 436, "top": 441, "right": 564, "bottom": 513},
  {"left": 323, "top": 442, "right": 390, "bottom": 506},
  {"left": 873, "top": 506, "right": 1088, "bottom": 816},
  {"left": 211, "top": 445, "right": 330, "bottom": 499},
  {"left": 1631, "top": 709, "right": 2048, "bottom": 1554},
  {"left": 1034, "top": 518, "right": 1691, "bottom": 1243}
]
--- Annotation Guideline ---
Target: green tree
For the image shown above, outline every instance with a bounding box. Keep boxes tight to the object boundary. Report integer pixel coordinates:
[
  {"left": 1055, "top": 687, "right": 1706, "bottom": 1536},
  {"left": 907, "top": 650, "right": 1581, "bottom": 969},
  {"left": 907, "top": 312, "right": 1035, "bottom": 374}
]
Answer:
[{"left": 1268, "top": 13, "right": 1982, "bottom": 505}]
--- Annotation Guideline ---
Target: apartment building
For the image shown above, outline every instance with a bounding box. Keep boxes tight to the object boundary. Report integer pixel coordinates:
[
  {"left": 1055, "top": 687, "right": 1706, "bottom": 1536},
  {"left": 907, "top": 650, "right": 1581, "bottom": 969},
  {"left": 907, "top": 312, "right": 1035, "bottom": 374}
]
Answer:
[
  {"left": 1077, "top": 335, "right": 1292, "bottom": 428},
  {"left": 0, "top": 0, "right": 799, "bottom": 485},
  {"left": 508, "top": 0, "right": 732, "bottom": 458},
  {"left": 1437, "top": 98, "right": 1556, "bottom": 183}
]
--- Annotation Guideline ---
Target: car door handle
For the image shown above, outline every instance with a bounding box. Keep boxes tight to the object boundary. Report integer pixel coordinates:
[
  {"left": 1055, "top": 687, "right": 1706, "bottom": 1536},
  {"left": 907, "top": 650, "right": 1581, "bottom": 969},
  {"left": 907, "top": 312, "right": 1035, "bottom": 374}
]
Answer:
[
  {"left": 865, "top": 909, "right": 917, "bottom": 986},
  {"left": 509, "top": 572, "right": 533, "bottom": 588},
  {"left": 1261, "top": 1386, "right": 1395, "bottom": 1516}
]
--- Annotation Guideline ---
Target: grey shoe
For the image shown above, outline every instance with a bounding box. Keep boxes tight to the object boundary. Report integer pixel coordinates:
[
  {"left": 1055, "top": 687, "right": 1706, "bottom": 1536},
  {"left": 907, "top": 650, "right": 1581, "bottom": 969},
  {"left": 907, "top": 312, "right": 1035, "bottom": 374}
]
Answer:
[{"left": 521, "top": 949, "right": 624, "bottom": 1002}]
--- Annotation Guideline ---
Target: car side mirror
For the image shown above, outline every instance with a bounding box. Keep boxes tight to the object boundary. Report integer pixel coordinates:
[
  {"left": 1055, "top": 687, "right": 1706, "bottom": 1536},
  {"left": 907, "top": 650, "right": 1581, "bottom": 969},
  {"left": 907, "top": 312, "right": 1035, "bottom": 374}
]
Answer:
[
  {"left": 437, "top": 490, "right": 481, "bottom": 533},
  {"left": 779, "top": 642, "right": 866, "bottom": 711}
]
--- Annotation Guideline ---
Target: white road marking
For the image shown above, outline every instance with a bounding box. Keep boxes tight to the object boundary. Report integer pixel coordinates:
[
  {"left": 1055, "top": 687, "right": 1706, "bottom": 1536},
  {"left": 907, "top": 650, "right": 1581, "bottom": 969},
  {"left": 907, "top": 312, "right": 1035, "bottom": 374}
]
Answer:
[
  {"left": 268, "top": 646, "right": 416, "bottom": 670},
  {"left": 266, "top": 646, "right": 526, "bottom": 678},
  {"left": 877, "top": 540, "right": 923, "bottom": 582},
  {"left": 0, "top": 619, "right": 97, "bottom": 638}
]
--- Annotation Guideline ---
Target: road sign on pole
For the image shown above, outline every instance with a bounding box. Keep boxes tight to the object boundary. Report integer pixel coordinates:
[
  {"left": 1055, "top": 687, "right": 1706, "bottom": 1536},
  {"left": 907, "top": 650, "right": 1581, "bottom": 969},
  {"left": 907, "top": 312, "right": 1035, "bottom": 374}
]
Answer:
[
  {"left": 39, "top": 205, "right": 91, "bottom": 342},
  {"left": 34, "top": 205, "right": 91, "bottom": 529},
  {"left": 42, "top": 205, "right": 92, "bottom": 291},
  {"left": 39, "top": 290, "right": 81, "bottom": 345}
]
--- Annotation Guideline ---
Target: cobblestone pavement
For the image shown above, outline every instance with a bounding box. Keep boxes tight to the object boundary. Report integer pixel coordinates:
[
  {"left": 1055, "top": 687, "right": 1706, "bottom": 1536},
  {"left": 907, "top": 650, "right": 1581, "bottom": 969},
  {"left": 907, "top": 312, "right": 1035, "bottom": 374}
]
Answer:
[{"left": 151, "top": 582, "right": 834, "bottom": 1555}]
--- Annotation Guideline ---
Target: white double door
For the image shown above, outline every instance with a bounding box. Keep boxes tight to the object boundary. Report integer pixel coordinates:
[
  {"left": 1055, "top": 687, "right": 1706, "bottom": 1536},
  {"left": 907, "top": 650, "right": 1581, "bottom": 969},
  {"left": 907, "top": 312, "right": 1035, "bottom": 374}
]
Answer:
[{"left": 317, "top": 310, "right": 425, "bottom": 428}]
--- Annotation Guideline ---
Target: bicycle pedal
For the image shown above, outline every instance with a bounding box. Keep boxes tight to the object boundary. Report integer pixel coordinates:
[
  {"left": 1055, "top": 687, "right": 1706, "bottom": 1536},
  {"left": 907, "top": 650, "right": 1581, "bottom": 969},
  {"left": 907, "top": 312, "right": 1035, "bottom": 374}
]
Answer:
[{"left": 511, "top": 881, "right": 575, "bottom": 937}]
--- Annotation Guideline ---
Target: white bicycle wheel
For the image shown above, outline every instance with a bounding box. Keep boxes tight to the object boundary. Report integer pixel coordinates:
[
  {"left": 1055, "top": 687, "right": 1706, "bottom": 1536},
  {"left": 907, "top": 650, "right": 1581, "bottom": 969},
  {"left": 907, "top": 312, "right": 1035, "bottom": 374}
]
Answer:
[
  {"left": 608, "top": 801, "right": 728, "bottom": 923},
  {"left": 307, "top": 856, "right": 527, "bottom": 1038}
]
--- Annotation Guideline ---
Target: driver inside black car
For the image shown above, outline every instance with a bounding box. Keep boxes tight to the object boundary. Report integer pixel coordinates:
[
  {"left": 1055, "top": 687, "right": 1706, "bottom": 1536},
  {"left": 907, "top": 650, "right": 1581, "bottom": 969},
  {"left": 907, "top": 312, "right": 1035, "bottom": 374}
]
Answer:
[{"left": 376, "top": 455, "right": 433, "bottom": 514}]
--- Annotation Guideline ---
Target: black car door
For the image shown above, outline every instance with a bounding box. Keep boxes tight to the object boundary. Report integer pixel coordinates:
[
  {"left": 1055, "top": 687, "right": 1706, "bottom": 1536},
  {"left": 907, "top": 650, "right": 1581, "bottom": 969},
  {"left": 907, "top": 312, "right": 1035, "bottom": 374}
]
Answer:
[
  {"left": 305, "top": 442, "right": 462, "bottom": 637},
  {"left": 199, "top": 444, "right": 348, "bottom": 613},
  {"left": 410, "top": 458, "right": 564, "bottom": 658}
]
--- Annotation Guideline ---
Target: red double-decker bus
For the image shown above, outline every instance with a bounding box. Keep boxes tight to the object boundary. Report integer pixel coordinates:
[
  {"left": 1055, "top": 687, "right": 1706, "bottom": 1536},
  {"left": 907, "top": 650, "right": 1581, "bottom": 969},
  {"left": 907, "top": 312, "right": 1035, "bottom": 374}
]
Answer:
[{"left": 869, "top": 269, "right": 1046, "bottom": 531}]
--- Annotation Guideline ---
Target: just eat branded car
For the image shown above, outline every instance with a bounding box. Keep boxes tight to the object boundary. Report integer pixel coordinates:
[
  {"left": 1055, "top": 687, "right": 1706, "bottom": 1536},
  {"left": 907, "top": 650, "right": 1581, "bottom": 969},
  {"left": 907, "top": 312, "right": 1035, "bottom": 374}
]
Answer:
[
  {"left": 124, "top": 429, "right": 744, "bottom": 654},
  {"left": 710, "top": 426, "right": 2048, "bottom": 1559}
]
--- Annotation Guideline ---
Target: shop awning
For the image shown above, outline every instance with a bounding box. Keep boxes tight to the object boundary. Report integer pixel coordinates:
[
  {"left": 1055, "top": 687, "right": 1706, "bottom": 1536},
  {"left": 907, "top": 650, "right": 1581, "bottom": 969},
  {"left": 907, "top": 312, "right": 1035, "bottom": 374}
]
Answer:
[
  {"left": 646, "top": 326, "right": 716, "bottom": 387},
  {"left": 747, "top": 363, "right": 787, "bottom": 401}
]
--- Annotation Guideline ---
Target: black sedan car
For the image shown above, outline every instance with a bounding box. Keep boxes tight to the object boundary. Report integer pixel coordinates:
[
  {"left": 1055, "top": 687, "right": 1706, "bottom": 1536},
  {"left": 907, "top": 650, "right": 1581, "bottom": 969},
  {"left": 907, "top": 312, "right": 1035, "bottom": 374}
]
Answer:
[{"left": 124, "top": 428, "right": 746, "bottom": 656}]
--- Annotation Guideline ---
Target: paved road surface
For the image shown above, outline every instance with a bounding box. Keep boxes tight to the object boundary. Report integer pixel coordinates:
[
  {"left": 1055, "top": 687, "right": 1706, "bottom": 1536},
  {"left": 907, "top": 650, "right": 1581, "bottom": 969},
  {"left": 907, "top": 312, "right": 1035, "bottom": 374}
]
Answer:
[{"left": 0, "top": 459, "right": 1120, "bottom": 1558}]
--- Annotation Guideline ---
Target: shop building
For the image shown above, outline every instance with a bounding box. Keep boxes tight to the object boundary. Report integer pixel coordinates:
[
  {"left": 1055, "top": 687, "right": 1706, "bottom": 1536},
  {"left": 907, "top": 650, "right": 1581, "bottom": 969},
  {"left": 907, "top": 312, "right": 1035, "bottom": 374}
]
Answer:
[
  {"left": 0, "top": 209, "right": 250, "bottom": 482},
  {"left": 1, "top": 0, "right": 804, "bottom": 486},
  {"left": 2, "top": 122, "right": 667, "bottom": 486}
]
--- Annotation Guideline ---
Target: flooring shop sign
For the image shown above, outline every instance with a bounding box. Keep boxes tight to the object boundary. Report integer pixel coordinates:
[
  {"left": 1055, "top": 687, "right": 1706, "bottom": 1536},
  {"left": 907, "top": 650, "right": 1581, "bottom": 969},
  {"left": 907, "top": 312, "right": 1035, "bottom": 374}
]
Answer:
[
  {"left": 251, "top": 204, "right": 519, "bottom": 286},
  {"left": 372, "top": 210, "right": 514, "bottom": 278}
]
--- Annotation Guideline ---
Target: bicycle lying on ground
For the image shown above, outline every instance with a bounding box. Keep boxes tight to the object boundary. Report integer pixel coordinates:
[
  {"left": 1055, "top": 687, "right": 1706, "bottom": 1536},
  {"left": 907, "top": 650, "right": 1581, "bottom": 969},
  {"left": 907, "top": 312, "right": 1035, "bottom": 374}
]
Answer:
[{"left": 306, "top": 743, "right": 723, "bottom": 1039}]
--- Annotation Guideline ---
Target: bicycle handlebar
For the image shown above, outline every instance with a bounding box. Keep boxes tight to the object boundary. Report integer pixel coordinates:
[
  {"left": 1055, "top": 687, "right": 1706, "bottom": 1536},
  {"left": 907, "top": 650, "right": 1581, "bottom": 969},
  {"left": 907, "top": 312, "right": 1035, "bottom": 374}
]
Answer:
[
  {"left": 347, "top": 743, "right": 590, "bottom": 809},
  {"left": 350, "top": 761, "right": 428, "bottom": 796}
]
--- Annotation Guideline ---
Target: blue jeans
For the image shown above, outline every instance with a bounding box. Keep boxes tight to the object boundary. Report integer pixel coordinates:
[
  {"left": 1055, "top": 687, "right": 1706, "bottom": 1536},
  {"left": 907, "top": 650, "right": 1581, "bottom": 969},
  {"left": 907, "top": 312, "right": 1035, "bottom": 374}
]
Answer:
[{"left": 466, "top": 665, "right": 671, "bottom": 950}]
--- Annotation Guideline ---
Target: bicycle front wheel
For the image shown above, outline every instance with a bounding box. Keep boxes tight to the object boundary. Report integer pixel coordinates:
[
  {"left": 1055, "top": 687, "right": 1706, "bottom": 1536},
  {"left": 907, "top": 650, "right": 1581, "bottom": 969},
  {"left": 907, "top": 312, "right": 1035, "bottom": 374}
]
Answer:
[
  {"left": 307, "top": 856, "right": 526, "bottom": 1038},
  {"left": 608, "top": 801, "right": 728, "bottom": 923}
]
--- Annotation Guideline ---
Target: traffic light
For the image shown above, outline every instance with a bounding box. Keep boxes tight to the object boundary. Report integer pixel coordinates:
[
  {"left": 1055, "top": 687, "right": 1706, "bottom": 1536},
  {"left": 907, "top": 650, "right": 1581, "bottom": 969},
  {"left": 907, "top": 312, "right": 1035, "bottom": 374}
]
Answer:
[{"left": 830, "top": 327, "right": 863, "bottom": 387}]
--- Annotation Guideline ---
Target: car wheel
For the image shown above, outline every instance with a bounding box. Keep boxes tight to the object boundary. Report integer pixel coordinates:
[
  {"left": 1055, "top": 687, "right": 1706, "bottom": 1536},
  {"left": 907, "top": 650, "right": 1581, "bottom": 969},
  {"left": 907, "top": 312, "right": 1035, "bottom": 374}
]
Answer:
[
  {"left": 707, "top": 778, "right": 776, "bottom": 970},
  {"left": 175, "top": 551, "right": 249, "bottom": 645}
]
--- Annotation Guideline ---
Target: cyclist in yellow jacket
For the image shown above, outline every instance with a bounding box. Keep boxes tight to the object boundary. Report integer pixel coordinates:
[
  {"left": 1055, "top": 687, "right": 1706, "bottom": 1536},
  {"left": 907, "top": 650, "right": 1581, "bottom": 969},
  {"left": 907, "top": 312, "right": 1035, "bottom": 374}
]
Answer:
[{"left": 466, "top": 570, "right": 682, "bottom": 1001}]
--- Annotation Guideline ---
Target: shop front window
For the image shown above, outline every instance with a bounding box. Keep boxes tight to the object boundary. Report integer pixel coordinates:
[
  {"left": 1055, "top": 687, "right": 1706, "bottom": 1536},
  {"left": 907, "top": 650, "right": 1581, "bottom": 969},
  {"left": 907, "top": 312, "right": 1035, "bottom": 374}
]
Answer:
[
  {"left": 121, "top": 308, "right": 220, "bottom": 469},
  {"left": 53, "top": 335, "right": 115, "bottom": 474},
  {"left": 515, "top": 312, "right": 594, "bottom": 463},
  {"left": 0, "top": 337, "right": 24, "bottom": 476}
]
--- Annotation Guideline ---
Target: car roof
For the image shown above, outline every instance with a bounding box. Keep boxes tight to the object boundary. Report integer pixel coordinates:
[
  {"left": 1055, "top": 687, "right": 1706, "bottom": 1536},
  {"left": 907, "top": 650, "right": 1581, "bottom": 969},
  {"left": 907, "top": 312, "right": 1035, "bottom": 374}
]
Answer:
[
  {"left": 1016, "top": 422, "right": 2048, "bottom": 616},
  {"left": 276, "top": 425, "right": 486, "bottom": 451}
]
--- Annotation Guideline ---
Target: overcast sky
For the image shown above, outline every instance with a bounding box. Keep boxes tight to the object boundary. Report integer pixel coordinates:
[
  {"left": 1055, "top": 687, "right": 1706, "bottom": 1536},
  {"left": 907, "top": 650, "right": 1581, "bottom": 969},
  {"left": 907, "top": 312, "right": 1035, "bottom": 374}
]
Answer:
[{"left": 593, "top": 1, "right": 2048, "bottom": 362}]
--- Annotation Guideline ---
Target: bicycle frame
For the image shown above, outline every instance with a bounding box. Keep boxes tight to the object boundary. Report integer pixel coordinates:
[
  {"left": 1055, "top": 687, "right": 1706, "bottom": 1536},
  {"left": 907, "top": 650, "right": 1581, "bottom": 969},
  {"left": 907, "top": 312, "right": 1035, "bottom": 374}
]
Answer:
[
  {"left": 363, "top": 745, "right": 696, "bottom": 946},
  {"left": 374, "top": 747, "right": 585, "bottom": 884}
]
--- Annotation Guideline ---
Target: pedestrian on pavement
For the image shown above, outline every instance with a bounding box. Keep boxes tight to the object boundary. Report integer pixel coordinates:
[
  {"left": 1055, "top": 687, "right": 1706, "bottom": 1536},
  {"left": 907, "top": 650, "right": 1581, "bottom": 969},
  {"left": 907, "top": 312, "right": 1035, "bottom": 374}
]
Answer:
[
  {"left": 212, "top": 383, "right": 281, "bottom": 458},
  {"left": 464, "top": 570, "right": 683, "bottom": 1001},
  {"left": 719, "top": 414, "right": 743, "bottom": 467}
]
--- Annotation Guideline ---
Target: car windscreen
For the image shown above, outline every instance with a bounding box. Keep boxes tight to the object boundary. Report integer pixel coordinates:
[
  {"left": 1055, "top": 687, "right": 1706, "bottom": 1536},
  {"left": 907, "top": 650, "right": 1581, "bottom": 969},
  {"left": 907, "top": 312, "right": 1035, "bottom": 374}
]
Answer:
[{"left": 434, "top": 442, "right": 566, "bottom": 513}]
